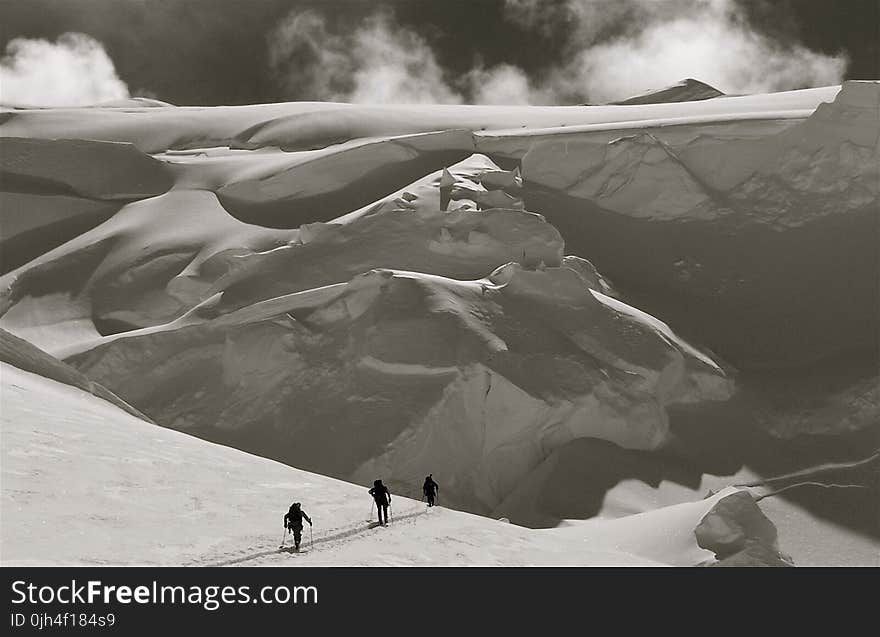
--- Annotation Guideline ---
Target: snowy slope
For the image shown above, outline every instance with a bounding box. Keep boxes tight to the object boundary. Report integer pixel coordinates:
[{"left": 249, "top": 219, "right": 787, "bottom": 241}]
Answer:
[
  {"left": 612, "top": 79, "right": 725, "bottom": 105},
  {"left": 1, "top": 85, "right": 838, "bottom": 154},
  {"left": 62, "top": 261, "right": 731, "bottom": 515},
  {"left": 0, "top": 327, "right": 150, "bottom": 422},
  {"left": 0, "top": 363, "right": 775, "bottom": 566},
  {"left": 491, "top": 437, "right": 879, "bottom": 566},
  {"left": 0, "top": 156, "right": 542, "bottom": 353},
  {"left": 522, "top": 81, "right": 877, "bottom": 227},
  {"left": 0, "top": 144, "right": 736, "bottom": 519},
  {"left": 520, "top": 81, "right": 879, "bottom": 369},
  {"left": 1, "top": 79, "right": 876, "bottom": 565}
]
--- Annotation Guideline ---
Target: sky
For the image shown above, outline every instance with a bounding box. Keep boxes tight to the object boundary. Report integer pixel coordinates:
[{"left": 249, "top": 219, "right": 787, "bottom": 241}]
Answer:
[{"left": 0, "top": 0, "right": 877, "bottom": 107}]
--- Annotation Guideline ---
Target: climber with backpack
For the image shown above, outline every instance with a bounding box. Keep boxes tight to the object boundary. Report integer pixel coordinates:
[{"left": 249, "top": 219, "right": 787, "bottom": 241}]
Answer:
[
  {"left": 282, "top": 502, "right": 313, "bottom": 551},
  {"left": 369, "top": 479, "right": 392, "bottom": 526},
  {"left": 423, "top": 474, "right": 439, "bottom": 507}
]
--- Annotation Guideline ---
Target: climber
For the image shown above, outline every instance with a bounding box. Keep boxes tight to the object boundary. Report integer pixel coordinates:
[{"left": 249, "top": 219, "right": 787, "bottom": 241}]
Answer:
[
  {"left": 283, "top": 502, "right": 312, "bottom": 551},
  {"left": 423, "top": 474, "right": 439, "bottom": 507},
  {"left": 369, "top": 479, "right": 392, "bottom": 526}
]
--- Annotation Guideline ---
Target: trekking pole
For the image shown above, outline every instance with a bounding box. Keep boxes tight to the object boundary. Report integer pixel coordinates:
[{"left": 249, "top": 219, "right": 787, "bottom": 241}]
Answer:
[
  {"left": 279, "top": 527, "right": 287, "bottom": 548},
  {"left": 310, "top": 525, "right": 314, "bottom": 550}
]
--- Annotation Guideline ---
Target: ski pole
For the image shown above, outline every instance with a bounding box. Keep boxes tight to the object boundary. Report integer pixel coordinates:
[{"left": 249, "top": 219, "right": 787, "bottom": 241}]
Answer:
[
  {"left": 310, "top": 525, "right": 314, "bottom": 549},
  {"left": 279, "top": 526, "right": 288, "bottom": 548}
]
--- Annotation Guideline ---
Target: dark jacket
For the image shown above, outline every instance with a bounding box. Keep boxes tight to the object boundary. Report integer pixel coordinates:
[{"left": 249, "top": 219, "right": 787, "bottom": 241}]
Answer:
[
  {"left": 369, "top": 482, "right": 391, "bottom": 505},
  {"left": 423, "top": 477, "right": 439, "bottom": 496},
  {"left": 284, "top": 506, "right": 312, "bottom": 529}
]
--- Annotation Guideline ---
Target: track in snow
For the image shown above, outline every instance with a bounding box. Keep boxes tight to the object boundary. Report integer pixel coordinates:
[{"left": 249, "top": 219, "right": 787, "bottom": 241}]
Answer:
[{"left": 202, "top": 506, "right": 430, "bottom": 566}]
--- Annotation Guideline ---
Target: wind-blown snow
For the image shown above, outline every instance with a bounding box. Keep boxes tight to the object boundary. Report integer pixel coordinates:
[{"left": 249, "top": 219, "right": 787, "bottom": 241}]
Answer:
[{"left": 0, "top": 33, "right": 129, "bottom": 107}]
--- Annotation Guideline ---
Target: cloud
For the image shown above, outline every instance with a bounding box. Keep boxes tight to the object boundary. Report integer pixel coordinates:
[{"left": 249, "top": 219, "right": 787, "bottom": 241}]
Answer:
[
  {"left": 269, "top": 11, "right": 462, "bottom": 104},
  {"left": 466, "top": 64, "right": 548, "bottom": 105},
  {"left": 471, "top": 0, "right": 849, "bottom": 104},
  {"left": 346, "top": 15, "right": 463, "bottom": 105},
  {"left": 269, "top": 1, "right": 847, "bottom": 105},
  {"left": 0, "top": 32, "right": 129, "bottom": 107},
  {"left": 268, "top": 11, "right": 355, "bottom": 103},
  {"left": 544, "top": 0, "right": 848, "bottom": 102}
]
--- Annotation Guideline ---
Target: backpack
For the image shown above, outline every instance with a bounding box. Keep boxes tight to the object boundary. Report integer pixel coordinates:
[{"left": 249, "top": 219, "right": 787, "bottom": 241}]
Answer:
[
  {"left": 370, "top": 485, "right": 388, "bottom": 503},
  {"left": 286, "top": 506, "right": 303, "bottom": 527}
]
